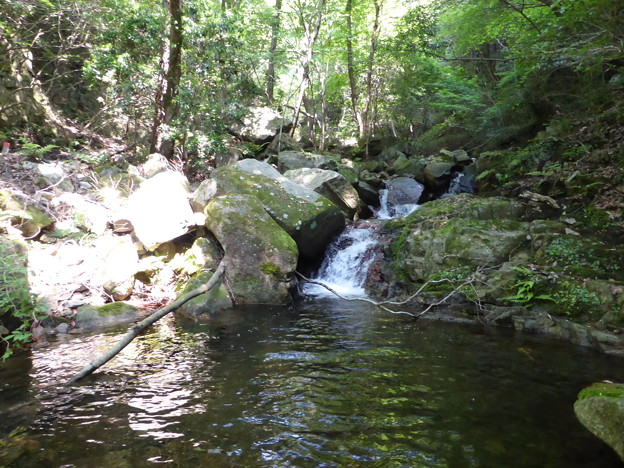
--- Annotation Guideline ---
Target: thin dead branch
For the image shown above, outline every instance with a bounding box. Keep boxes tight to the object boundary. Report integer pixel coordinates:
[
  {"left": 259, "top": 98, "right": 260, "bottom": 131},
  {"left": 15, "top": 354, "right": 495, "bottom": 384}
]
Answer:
[
  {"left": 295, "top": 270, "right": 483, "bottom": 318},
  {"left": 65, "top": 258, "right": 227, "bottom": 385}
]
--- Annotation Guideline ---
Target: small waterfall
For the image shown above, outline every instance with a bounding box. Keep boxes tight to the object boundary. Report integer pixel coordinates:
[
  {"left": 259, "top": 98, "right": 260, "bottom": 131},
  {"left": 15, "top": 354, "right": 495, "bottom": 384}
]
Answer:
[
  {"left": 304, "top": 223, "right": 381, "bottom": 297},
  {"left": 375, "top": 188, "right": 420, "bottom": 220},
  {"left": 441, "top": 172, "right": 475, "bottom": 198},
  {"left": 305, "top": 177, "right": 424, "bottom": 298}
]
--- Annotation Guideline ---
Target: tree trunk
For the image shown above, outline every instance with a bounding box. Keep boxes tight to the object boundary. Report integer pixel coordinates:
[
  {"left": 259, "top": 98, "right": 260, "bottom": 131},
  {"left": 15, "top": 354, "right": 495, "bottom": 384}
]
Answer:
[
  {"left": 66, "top": 259, "right": 227, "bottom": 385},
  {"left": 150, "top": 0, "right": 183, "bottom": 159},
  {"left": 362, "top": 0, "right": 382, "bottom": 157},
  {"left": 266, "top": 0, "right": 282, "bottom": 103},
  {"left": 290, "top": 0, "right": 325, "bottom": 137},
  {"left": 345, "top": 0, "right": 364, "bottom": 138}
]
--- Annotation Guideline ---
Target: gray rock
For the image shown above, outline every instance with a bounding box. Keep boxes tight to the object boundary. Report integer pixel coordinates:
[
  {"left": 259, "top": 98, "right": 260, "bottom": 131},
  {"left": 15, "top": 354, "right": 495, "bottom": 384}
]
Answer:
[
  {"left": 96, "top": 235, "right": 138, "bottom": 301},
  {"left": 424, "top": 161, "right": 454, "bottom": 193},
  {"left": 575, "top": 383, "right": 624, "bottom": 461},
  {"left": 36, "top": 161, "right": 74, "bottom": 192},
  {"left": 141, "top": 153, "right": 169, "bottom": 178},
  {"left": 211, "top": 160, "right": 344, "bottom": 258},
  {"left": 230, "top": 106, "right": 292, "bottom": 144},
  {"left": 126, "top": 170, "right": 196, "bottom": 250},
  {"left": 356, "top": 181, "right": 379, "bottom": 206},
  {"left": 277, "top": 151, "right": 331, "bottom": 172},
  {"left": 385, "top": 177, "right": 424, "bottom": 205},
  {"left": 55, "top": 323, "right": 71, "bottom": 334},
  {"left": 215, "top": 148, "right": 243, "bottom": 168},
  {"left": 75, "top": 302, "right": 139, "bottom": 329},
  {"left": 205, "top": 195, "right": 298, "bottom": 304},
  {"left": 284, "top": 168, "right": 360, "bottom": 217},
  {"left": 190, "top": 178, "right": 218, "bottom": 212},
  {"left": 51, "top": 192, "right": 111, "bottom": 235}
]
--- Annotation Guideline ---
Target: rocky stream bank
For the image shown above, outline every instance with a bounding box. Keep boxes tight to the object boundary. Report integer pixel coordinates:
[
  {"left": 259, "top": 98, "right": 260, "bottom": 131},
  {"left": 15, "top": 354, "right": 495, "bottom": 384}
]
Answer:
[{"left": 1, "top": 106, "right": 624, "bottom": 460}]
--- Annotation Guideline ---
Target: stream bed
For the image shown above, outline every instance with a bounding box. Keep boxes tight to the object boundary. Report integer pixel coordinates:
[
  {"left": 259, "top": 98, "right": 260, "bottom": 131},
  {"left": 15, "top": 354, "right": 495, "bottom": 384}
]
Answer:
[{"left": 1, "top": 300, "right": 623, "bottom": 467}]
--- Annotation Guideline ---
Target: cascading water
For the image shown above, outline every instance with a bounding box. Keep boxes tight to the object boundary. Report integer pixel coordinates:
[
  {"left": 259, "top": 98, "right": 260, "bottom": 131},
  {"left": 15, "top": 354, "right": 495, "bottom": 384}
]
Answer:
[
  {"left": 306, "top": 180, "right": 422, "bottom": 297},
  {"left": 375, "top": 188, "right": 420, "bottom": 220},
  {"left": 303, "top": 223, "right": 381, "bottom": 297}
]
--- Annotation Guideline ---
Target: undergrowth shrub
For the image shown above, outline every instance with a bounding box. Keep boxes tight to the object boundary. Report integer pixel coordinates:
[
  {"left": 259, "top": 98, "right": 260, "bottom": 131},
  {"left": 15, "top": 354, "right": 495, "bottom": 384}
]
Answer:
[{"left": 0, "top": 239, "right": 46, "bottom": 359}]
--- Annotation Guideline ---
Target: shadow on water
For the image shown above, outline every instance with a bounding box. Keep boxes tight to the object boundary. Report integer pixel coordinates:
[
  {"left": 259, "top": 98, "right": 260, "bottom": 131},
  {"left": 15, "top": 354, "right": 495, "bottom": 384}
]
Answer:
[{"left": 1, "top": 301, "right": 623, "bottom": 467}]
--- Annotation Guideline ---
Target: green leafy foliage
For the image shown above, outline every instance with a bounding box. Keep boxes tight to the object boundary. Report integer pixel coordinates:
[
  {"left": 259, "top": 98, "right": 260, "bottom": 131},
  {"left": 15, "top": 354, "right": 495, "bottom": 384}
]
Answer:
[
  {"left": 553, "top": 280, "right": 603, "bottom": 317},
  {"left": 0, "top": 241, "right": 46, "bottom": 359},
  {"left": 503, "top": 267, "right": 554, "bottom": 306}
]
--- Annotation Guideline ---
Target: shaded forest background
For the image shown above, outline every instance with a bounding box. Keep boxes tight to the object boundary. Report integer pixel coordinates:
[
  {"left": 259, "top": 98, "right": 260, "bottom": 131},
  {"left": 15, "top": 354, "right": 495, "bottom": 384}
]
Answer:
[{"left": 1, "top": 0, "right": 623, "bottom": 188}]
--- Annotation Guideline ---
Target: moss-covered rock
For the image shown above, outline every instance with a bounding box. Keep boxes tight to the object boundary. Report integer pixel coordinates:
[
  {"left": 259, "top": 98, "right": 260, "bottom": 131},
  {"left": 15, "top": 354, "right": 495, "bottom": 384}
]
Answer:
[
  {"left": 575, "top": 382, "right": 624, "bottom": 461},
  {"left": 205, "top": 194, "right": 298, "bottom": 304},
  {"left": 175, "top": 270, "right": 232, "bottom": 318},
  {"left": 0, "top": 189, "right": 53, "bottom": 238},
  {"left": 211, "top": 159, "right": 344, "bottom": 258},
  {"left": 75, "top": 302, "right": 139, "bottom": 329},
  {"left": 393, "top": 216, "right": 529, "bottom": 282}
]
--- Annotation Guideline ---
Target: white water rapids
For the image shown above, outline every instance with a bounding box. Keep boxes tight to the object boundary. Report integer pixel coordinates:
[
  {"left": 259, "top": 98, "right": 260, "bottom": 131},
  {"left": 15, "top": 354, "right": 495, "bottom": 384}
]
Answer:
[{"left": 304, "top": 188, "right": 421, "bottom": 298}]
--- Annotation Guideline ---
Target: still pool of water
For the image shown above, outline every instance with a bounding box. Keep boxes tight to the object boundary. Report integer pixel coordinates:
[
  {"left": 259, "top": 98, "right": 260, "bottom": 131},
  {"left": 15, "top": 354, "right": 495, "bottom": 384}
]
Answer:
[{"left": 1, "top": 300, "right": 623, "bottom": 467}]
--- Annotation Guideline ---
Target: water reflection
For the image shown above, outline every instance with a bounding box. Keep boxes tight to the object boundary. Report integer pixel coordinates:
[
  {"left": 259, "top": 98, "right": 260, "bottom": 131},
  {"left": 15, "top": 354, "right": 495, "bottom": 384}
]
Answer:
[{"left": 0, "top": 303, "right": 623, "bottom": 467}]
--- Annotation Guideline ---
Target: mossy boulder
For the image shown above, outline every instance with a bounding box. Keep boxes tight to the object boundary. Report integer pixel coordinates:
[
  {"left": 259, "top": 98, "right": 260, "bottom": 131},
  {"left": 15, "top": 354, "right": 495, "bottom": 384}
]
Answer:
[
  {"left": 575, "top": 382, "right": 624, "bottom": 461},
  {"left": 205, "top": 195, "right": 298, "bottom": 304},
  {"left": 175, "top": 270, "right": 232, "bottom": 318},
  {"left": 211, "top": 159, "right": 344, "bottom": 258},
  {"left": 75, "top": 302, "right": 139, "bottom": 329},
  {"left": 393, "top": 217, "right": 529, "bottom": 282},
  {"left": 0, "top": 189, "right": 53, "bottom": 238}
]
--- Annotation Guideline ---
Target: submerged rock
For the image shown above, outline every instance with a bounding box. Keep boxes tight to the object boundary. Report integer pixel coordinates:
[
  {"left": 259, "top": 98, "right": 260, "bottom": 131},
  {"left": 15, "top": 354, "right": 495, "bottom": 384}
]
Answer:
[{"left": 176, "top": 270, "right": 233, "bottom": 318}]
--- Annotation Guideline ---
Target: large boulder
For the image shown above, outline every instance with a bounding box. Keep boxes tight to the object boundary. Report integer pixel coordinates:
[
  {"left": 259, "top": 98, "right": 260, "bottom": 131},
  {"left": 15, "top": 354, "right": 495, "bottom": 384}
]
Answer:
[
  {"left": 211, "top": 159, "right": 344, "bottom": 258},
  {"left": 385, "top": 177, "right": 424, "bottom": 206},
  {"left": 424, "top": 161, "right": 454, "bottom": 194},
  {"left": 277, "top": 151, "right": 332, "bottom": 172},
  {"left": 284, "top": 168, "right": 360, "bottom": 217},
  {"left": 230, "top": 106, "right": 292, "bottom": 144},
  {"left": 205, "top": 195, "right": 298, "bottom": 304},
  {"left": 126, "top": 170, "right": 197, "bottom": 250},
  {"left": 575, "top": 382, "right": 624, "bottom": 461},
  {"left": 395, "top": 217, "right": 529, "bottom": 282},
  {"left": 190, "top": 179, "right": 218, "bottom": 212}
]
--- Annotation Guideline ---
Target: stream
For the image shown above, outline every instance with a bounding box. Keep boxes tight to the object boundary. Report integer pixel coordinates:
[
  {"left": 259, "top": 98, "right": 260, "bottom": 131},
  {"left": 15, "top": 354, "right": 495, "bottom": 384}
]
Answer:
[
  {"left": 1, "top": 180, "right": 623, "bottom": 466},
  {"left": 1, "top": 302, "right": 624, "bottom": 467}
]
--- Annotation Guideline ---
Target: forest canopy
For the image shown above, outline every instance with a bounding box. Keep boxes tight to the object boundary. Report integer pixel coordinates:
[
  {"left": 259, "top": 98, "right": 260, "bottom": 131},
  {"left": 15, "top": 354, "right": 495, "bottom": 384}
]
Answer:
[{"left": 0, "top": 0, "right": 622, "bottom": 173}]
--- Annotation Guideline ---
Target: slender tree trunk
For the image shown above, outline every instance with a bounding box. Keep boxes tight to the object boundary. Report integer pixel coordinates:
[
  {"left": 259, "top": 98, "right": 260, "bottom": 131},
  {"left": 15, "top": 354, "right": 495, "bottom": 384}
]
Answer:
[
  {"left": 66, "top": 259, "right": 227, "bottom": 385},
  {"left": 150, "top": 0, "right": 183, "bottom": 159},
  {"left": 290, "top": 0, "right": 325, "bottom": 137},
  {"left": 266, "top": 0, "right": 282, "bottom": 103},
  {"left": 345, "top": 0, "right": 364, "bottom": 137},
  {"left": 362, "top": 0, "right": 382, "bottom": 157}
]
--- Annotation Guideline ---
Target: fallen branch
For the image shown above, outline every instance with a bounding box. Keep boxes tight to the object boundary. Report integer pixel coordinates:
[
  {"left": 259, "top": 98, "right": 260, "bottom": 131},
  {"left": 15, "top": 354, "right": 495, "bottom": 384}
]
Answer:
[
  {"left": 295, "top": 271, "right": 481, "bottom": 318},
  {"left": 65, "top": 259, "right": 227, "bottom": 385}
]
